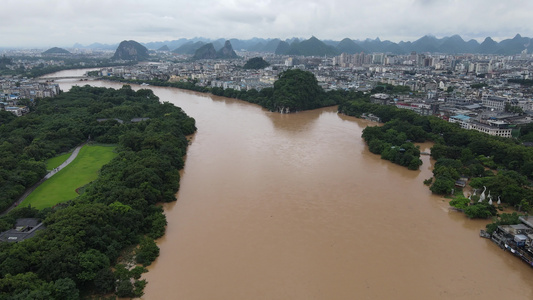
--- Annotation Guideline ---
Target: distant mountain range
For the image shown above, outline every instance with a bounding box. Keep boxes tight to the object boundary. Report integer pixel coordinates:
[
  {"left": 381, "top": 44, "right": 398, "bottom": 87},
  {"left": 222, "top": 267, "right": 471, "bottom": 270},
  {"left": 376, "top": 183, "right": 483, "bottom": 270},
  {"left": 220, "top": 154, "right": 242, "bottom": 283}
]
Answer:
[
  {"left": 192, "top": 40, "right": 238, "bottom": 60},
  {"left": 75, "top": 34, "right": 533, "bottom": 57}
]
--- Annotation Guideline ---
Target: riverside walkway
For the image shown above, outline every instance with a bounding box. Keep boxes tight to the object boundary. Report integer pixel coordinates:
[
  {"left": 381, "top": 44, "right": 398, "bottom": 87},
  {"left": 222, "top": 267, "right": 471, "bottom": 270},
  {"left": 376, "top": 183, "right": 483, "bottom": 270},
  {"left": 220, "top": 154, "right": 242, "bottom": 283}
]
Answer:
[{"left": 0, "top": 143, "right": 85, "bottom": 216}]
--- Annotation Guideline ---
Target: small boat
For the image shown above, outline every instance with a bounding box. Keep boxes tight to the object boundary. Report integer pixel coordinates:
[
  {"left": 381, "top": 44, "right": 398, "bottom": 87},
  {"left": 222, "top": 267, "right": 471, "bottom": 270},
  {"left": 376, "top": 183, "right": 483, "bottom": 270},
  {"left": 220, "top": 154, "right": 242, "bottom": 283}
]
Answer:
[
  {"left": 141, "top": 83, "right": 150, "bottom": 86},
  {"left": 479, "top": 230, "right": 491, "bottom": 239}
]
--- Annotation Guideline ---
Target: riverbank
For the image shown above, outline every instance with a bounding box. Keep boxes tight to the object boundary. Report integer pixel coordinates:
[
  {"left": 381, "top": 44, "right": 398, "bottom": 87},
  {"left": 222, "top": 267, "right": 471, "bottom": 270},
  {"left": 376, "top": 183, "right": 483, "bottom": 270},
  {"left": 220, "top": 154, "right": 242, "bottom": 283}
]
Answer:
[
  {"left": 0, "top": 85, "right": 196, "bottom": 299},
  {"left": 101, "top": 70, "right": 343, "bottom": 113},
  {"left": 48, "top": 77, "right": 533, "bottom": 300},
  {"left": 117, "top": 82, "right": 533, "bottom": 300},
  {"left": 482, "top": 215, "right": 533, "bottom": 268}
]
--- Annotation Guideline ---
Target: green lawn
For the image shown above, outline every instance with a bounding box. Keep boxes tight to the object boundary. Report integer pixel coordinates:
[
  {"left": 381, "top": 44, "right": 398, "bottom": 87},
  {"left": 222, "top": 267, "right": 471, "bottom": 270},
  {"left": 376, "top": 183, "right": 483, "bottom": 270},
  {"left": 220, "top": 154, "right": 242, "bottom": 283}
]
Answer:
[
  {"left": 21, "top": 145, "right": 117, "bottom": 209},
  {"left": 45, "top": 152, "right": 71, "bottom": 170}
]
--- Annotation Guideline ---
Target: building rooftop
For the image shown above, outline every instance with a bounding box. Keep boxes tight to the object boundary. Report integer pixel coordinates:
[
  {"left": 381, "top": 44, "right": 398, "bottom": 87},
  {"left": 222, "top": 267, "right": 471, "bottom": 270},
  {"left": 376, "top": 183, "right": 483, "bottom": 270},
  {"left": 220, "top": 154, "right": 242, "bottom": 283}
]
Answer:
[
  {"left": 451, "top": 114, "right": 471, "bottom": 121},
  {"left": 0, "top": 218, "right": 45, "bottom": 243},
  {"left": 519, "top": 216, "right": 533, "bottom": 228},
  {"left": 465, "top": 104, "right": 482, "bottom": 110}
]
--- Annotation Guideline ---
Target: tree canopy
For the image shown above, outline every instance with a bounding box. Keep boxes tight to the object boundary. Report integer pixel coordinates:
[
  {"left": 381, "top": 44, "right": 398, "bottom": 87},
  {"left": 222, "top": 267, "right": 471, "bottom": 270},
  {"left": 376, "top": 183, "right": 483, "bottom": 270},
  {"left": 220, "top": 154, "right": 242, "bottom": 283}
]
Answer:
[
  {"left": 272, "top": 69, "right": 325, "bottom": 113},
  {"left": 0, "top": 85, "right": 195, "bottom": 298},
  {"left": 338, "top": 88, "right": 533, "bottom": 211},
  {"left": 112, "top": 69, "right": 342, "bottom": 113},
  {"left": 243, "top": 57, "right": 270, "bottom": 69}
]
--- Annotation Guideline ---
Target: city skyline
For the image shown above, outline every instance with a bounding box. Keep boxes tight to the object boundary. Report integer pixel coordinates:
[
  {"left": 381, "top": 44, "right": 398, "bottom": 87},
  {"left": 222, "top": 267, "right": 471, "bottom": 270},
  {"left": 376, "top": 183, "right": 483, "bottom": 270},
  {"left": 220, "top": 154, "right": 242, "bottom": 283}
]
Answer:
[{"left": 2, "top": 0, "right": 533, "bottom": 48}]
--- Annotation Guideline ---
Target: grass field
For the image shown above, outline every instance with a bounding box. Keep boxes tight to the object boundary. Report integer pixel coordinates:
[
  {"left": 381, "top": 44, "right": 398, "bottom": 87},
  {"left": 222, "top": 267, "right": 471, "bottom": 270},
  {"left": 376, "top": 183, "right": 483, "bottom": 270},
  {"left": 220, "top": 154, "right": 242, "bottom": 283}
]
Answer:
[
  {"left": 45, "top": 152, "right": 71, "bottom": 170},
  {"left": 21, "top": 145, "right": 117, "bottom": 209}
]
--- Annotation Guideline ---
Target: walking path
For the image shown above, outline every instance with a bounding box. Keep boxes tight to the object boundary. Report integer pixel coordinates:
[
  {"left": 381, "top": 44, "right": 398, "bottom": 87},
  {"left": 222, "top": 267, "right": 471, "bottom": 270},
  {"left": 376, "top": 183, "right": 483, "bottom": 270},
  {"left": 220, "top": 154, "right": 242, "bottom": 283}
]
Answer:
[{"left": 0, "top": 143, "right": 86, "bottom": 216}]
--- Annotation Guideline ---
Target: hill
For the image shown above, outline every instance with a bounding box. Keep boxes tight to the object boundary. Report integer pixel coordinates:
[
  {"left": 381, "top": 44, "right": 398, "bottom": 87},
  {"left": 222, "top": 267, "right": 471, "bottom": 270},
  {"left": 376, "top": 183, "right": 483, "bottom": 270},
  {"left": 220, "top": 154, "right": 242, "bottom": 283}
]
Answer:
[
  {"left": 410, "top": 35, "right": 440, "bottom": 53},
  {"left": 112, "top": 40, "right": 149, "bottom": 61},
  {"left": 192, "top": 40, "right": 238, "bottom": 60},
  {"left": 42, "top": 47, "right": 70, "bottom": 55},
  {"left": 173, "top": 41, "right": 206, "bottom": 55},
  {"left": 272, "top": 69, "right": 324, "bottom": 113},
  {"left": 193, "top": 43, "right": 217, "bottom": 59},
  {"left": 248, "top": 42, "right": 265, "bottom": 52},
  {"left": 275, "top": 41, "right": 291, "bottom": 55},
  {"left": 262, "top": 39, "right": 281, "bottom": 53},
  {"left": 336, "top": 38, "right": 366, "bottom": 54},
  {"left": 356, "top": 38, "right": 389, "bottom": 53},
  {"left": 243, "top": 57, "right": 270, "bottom": 69},
  {"left": 497, "top": 34, "right": 531, "bottom": 55},
  {"left": 216, "top": 40, "right": 238, "bottom": 59},
  {"left": 438, "top": 35, "right": 474, "bottom": 54},
  {"left": 477, "top": 37, "right": 501, "bottom": 54},
  {"left": 285, "top": 36, "right": 338, "bottom": 56},
  {"left": 75, "top": 34, "right": 532, "bottom": 55}
]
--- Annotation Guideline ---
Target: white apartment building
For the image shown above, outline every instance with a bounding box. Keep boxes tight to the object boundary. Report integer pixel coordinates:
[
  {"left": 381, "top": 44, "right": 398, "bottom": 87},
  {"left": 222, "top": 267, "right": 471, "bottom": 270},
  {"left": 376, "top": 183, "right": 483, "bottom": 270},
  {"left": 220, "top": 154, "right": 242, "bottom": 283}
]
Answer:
[
  {"left": 469, "top": 120, "right": 513, "bottom": 138},
  {"left": 449, "top": 115, "right": 513, "bottom": 138}
]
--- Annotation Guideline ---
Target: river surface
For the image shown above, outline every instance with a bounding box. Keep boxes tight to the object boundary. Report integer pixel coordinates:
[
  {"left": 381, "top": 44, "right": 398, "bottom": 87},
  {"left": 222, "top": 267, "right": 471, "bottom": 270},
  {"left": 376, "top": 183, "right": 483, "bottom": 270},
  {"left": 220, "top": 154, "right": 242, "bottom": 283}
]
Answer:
[{"left": 51, "top": 69, "right": 533, "bottom": 300}]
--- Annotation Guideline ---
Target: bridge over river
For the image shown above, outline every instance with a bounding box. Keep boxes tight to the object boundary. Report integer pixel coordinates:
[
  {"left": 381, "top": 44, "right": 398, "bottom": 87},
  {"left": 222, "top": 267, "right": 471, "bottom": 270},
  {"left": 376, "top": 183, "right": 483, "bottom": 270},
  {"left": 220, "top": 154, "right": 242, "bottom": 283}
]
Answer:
[{"left": 37, "top": 76, "right": 93, "bottom": 82}]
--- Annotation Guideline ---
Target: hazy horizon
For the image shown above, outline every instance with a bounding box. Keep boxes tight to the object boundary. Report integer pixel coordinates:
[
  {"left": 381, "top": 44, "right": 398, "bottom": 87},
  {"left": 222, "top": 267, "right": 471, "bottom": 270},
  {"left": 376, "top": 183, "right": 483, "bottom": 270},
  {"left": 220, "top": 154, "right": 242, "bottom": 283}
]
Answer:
[
  {"left": 2, "top": 33, "right": 531, "bottom": 51},
  {"left": 2, "top": 0, "right": 532, "bottom": 48}
]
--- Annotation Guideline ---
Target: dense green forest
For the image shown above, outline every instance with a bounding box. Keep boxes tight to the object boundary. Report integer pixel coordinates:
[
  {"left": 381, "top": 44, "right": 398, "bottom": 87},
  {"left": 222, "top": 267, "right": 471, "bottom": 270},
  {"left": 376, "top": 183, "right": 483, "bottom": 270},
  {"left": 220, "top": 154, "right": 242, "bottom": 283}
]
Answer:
[
  {"left": 508, "top": 78, "right": 533, "bottom": 87},
  {"left": 271, "top": 69, "right": 334, "bottom": 112},
  {"left": 242, "top": 57, "right": 270, "bottom": 69},
  {"left": 338, "top": 92, "right": 533, "bottom": 219},
  {"left": 0, "top": 85, "right": 196, "bottom": 298},
  {"left": 362, "top": 120, "right": 423, "bottom": 170}
]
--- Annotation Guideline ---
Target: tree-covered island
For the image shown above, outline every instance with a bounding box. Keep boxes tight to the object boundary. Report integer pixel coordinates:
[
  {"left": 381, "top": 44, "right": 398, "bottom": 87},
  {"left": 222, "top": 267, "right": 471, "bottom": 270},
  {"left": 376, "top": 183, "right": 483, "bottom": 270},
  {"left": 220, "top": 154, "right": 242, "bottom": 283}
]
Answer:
[{"left": 0, "top": 85, "right": 195, "bottom": 298}]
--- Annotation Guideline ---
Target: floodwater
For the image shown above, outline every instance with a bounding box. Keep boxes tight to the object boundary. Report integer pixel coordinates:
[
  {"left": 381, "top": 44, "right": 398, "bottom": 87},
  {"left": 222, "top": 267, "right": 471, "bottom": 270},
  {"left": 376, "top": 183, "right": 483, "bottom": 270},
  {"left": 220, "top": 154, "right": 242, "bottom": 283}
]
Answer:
[{"left": 53, "top": 70, "right": 533, "bottom": 300}]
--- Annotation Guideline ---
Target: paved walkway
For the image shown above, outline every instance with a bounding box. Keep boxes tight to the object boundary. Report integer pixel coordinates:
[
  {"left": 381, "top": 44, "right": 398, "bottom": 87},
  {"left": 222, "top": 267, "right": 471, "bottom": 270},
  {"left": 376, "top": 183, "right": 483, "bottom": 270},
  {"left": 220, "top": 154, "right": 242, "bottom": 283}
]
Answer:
[{"left": 0, "top": 143, "right": 85, "bottom": 216}]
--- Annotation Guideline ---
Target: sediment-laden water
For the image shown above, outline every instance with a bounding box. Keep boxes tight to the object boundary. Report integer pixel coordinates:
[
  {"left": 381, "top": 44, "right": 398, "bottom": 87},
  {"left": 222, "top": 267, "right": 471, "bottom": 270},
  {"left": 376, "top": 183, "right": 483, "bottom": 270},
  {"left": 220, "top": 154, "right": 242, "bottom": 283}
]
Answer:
[{"left": 51, "top": 70, "right": 533, "bottom": 300}]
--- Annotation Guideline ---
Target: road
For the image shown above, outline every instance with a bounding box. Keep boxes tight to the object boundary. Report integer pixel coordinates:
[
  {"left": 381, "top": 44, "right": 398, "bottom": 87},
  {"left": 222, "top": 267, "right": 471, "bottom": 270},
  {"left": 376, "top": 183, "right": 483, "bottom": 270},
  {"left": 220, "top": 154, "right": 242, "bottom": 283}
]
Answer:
[{"left": 0, "top": 143, "right": 85, "bottom": 216}]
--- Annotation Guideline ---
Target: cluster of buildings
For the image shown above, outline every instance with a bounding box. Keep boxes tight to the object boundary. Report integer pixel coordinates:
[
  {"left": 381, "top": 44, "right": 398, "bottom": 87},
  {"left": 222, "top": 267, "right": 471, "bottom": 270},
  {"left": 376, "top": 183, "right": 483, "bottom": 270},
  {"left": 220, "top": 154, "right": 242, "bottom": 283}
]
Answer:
[
  {"left": 333, "top": 50, "right": 531, "bottom": 73},
  {"left": 98, "top": 59, "right": 280, "bottom": 92},
  {"left": 0, "top": 77, "right": 60, "bottom": 116},
  {"left": 370, "top": 91, "right": 532, "bottom": 138},
  {"left": 441, "top": 92, "right": 533, "bottom": 138},
  {"left": 95, "top": 49, "right": 533, "bottom": 138},
  {"left": 1, "top": 56, "right": 67, "bottom": 73},
  {"left": 487, "top": 216, "right": 533, "bottom": 267},
  {"left": 2, "top": 47, "right": 533, "bottom": 135}
]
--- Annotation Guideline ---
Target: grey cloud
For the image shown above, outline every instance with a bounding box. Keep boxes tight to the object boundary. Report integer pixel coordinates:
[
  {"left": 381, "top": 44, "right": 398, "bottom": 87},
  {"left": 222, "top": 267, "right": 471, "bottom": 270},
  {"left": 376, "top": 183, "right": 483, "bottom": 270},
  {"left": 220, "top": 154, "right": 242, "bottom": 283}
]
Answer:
[{"left": 1, "top": 0, "right": 532, "bottom": 47}]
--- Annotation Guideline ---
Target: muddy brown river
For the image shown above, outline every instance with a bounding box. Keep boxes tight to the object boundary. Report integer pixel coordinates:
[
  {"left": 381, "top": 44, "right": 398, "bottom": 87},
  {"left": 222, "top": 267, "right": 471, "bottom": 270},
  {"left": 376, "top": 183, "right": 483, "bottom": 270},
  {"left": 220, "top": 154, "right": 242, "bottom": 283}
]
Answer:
[{"left": 53, "top": 70, "right": 533, "bottom": 299}]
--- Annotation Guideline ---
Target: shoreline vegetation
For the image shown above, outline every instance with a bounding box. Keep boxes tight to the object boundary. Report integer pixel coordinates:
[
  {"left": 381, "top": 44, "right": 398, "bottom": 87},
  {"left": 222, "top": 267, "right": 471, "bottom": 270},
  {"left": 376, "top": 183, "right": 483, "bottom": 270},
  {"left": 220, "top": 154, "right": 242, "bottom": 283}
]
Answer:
[
  {"left": 107, "top": 72, "right": 533, "bottom": 221},
  {"left": 0, "top": 85, "right": 196, "bottom": 298},
  {"left": 337, "top": 87, "right": 533, "bottom": 226},
  {"left": 1, "top": 69, "right": 531, "bottom": 297}
]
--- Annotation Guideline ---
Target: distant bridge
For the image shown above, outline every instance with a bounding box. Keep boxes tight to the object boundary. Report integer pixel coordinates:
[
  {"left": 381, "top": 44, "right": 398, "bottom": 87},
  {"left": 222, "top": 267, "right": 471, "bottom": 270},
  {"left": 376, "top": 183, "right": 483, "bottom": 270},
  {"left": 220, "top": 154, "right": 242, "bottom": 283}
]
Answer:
[{"left": 37, "top": 76, "right": 93, "bottom": 81}]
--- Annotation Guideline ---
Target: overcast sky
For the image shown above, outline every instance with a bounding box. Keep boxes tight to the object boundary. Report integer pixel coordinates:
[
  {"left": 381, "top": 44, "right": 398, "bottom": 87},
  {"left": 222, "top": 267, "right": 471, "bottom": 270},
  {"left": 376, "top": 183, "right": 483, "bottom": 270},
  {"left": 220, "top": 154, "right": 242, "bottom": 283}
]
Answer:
[{"left": 3, "top": 0, "right": 533, "bottom": 48}]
